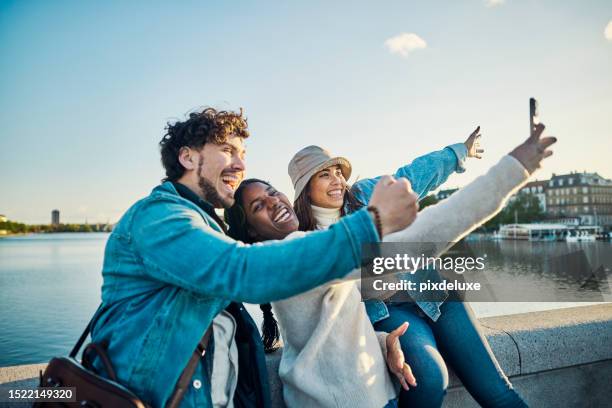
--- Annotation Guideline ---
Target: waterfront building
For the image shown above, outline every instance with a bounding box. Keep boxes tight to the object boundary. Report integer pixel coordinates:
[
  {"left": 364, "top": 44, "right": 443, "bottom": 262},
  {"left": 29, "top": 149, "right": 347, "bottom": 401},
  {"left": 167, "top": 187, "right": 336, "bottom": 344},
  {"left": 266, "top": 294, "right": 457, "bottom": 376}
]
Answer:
[
  {"left": 545, "top": 172, "right": 612, "bottom": 227},
  {"left": 518, "top": 180, "right": 547, "bottom": 211},
  {"left": 51, "top": 209, "right": 60, "bottom": 226},
  {"left": 0, "top": 214, "right": 7, "bottom": 223},
  {"left": 436, "top": 171, "right": 611, "bottom": 229}
]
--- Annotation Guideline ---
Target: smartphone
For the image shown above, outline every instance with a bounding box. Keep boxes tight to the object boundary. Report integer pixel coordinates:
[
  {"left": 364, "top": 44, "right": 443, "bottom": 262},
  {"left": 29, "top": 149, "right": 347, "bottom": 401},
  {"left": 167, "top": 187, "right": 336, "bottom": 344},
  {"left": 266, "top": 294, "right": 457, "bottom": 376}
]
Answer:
[{"left": 530, "top": 98, "right": 539, "bottom": 137}]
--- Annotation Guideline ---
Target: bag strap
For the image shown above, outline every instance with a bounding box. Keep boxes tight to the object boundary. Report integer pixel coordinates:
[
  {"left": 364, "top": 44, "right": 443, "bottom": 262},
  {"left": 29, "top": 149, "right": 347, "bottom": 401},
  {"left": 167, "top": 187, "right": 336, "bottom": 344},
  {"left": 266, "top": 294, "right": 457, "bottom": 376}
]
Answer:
[
  {"left": 70, "top": 304, "right": 214, "bottom": 408},
  {"left": 69, "top": 305, "right": 102, "bottom": 358},
  {"left": 82, "top": 343, "right": 118, "bottom": 381},
  {"left": 165, "top": 326, "right": 213, "bottom": 408}
]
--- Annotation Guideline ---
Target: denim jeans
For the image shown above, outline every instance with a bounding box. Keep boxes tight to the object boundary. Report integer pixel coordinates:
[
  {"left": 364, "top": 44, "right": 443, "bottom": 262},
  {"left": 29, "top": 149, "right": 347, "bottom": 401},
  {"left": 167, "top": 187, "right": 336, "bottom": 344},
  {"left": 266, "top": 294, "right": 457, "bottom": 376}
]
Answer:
[
  {"left": 374, "top": 300, "right": 528, "bottom": 408},
  {"left": 384, "top": 398, "right": 398, "bottom": 408}
]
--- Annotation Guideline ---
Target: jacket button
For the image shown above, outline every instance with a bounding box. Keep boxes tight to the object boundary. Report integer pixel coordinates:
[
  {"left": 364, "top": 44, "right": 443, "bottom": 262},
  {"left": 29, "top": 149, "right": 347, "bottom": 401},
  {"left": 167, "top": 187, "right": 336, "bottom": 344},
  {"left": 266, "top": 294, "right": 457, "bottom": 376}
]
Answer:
[{"left": 193, "top": 379, "right": 202, "bottom": 389}]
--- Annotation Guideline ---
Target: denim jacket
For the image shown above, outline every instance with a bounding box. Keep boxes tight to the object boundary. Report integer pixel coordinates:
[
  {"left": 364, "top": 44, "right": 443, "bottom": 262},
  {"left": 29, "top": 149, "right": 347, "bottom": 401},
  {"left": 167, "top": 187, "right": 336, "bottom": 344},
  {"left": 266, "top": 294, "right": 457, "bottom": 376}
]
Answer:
[
  {"left": 349, "top": 143, "right": 467, "bottom": 323},
  {"left": 90, "top": 181, "right": 378, "bottom": 407}
]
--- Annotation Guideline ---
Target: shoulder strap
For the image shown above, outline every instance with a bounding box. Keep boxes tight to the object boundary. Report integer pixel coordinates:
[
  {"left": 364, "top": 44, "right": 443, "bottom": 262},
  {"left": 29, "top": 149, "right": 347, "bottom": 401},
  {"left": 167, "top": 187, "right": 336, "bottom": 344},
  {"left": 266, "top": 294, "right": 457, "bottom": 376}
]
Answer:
[
  {"left": 166, "top": 326, "right": 214, "bottom": 408},
  {"left": 71, "top": 304, "right": 213, "bottom": 408},
  {"left": 69, "top": 304, "right": 103, "bottom": 358}
]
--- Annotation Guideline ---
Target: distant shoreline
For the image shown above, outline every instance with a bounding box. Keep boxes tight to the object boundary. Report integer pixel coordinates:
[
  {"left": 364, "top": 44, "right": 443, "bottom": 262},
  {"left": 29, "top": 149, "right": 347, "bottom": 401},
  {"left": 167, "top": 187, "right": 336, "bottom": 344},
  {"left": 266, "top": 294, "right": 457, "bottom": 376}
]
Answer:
[{"left": 0, "top": 231, "right": 108, "bottom": 238}]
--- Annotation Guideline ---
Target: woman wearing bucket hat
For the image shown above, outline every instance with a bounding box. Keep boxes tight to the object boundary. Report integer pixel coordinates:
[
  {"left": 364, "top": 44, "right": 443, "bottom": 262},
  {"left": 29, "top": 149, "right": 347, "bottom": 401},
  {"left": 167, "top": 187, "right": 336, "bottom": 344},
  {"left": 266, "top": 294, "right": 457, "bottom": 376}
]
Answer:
[
  {"left": 289, "top": 126, "right": 482, "bottom": 231},
  {"left": 284, "top": 128, "right": 533, "bottom": 408},
  {"left": 224, "top": 123, "right": 554, "bottom": 408}
]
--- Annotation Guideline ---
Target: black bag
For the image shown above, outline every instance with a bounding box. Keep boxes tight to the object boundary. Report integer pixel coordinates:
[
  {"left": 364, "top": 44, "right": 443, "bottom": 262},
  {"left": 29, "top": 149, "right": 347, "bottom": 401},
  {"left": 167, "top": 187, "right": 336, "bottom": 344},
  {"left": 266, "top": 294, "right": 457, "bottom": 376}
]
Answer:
[{"left": 34, "top": 308, "right": 212, "bottom": 408}]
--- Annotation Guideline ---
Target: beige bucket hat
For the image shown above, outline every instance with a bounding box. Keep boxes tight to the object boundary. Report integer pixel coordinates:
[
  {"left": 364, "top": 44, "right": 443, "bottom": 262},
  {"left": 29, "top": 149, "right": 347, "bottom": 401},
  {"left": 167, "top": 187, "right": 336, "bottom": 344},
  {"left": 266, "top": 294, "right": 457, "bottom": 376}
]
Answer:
[{"left": 288, "top": 145, "right": 352, "bottom": 201}]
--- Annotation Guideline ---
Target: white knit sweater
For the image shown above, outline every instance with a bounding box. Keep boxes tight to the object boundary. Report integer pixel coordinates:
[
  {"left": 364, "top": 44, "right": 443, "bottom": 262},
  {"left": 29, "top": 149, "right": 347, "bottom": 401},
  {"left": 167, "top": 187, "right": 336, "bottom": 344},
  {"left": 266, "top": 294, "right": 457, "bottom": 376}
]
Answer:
[{"left": 272, "top": 155, "right": 529, "bottom": 408}]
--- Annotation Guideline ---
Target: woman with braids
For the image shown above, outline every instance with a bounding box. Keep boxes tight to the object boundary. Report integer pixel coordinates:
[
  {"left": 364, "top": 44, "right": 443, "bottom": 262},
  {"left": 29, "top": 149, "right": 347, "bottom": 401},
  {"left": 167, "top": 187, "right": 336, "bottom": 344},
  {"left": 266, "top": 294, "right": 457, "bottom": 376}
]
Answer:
[
  {"left": 226, "top": 178, "right": 412, "bottom": 408},
  {"left": 224, "top": 123, "right": 555, "bottom": 408}
]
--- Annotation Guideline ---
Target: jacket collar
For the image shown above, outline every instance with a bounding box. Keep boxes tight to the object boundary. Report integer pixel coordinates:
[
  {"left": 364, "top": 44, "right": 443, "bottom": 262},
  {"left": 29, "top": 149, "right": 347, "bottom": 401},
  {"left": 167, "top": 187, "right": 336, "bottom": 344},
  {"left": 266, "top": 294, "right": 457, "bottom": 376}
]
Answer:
[{"left": 165, "top": 181, "right": 228, "bottom": 234}]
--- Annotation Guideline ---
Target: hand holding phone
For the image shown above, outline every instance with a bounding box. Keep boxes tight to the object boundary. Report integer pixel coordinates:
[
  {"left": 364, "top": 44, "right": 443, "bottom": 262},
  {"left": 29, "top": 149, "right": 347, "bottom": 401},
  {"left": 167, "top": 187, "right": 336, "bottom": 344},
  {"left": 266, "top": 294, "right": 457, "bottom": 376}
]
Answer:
[
  {"left": 530, "top": 97, "right": 539, "bottom": 137},
  {"left": 509, "top": 97, "right": 557, "bottom": 174}
]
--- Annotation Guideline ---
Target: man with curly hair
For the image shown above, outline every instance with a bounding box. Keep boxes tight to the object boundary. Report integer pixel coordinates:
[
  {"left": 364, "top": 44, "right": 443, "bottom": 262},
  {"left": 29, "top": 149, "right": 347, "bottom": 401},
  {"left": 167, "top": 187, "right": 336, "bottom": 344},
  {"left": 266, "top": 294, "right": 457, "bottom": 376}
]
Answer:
[
  {"left": 159, "top": 108, "right": 249, "bottom": 209},
  {"left": 89, "top": 107, "right": 419, "bottom": 407}
]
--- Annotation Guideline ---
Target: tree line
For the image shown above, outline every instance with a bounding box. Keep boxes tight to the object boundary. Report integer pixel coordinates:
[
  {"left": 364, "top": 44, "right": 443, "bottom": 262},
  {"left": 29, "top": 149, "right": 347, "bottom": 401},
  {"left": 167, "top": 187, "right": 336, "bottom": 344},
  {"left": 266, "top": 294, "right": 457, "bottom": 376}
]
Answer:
[
  {"left": 419, "top": 192, "right": 545, "bottom": 231},
  {"left": 0, "top": 220, "right": 112, "bottom": 234}
]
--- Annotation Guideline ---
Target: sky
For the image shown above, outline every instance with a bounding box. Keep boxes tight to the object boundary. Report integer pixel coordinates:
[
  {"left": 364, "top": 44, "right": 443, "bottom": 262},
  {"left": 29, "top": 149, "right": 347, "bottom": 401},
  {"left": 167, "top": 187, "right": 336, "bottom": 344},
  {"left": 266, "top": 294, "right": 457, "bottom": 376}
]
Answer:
[{"left": 1, "top": 0, "right": 611, "bottom": 224}]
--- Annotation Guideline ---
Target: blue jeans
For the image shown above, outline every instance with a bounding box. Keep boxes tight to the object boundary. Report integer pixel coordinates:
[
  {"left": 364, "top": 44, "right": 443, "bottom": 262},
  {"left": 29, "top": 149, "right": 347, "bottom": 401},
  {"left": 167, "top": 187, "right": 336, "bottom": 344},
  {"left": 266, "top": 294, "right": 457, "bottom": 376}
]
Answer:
[
  {"left": 384, "top": 399, "right": 398, "bottom": 407},
  {"left": 374, "top": 301, "right": 528, "bottom": 408}
]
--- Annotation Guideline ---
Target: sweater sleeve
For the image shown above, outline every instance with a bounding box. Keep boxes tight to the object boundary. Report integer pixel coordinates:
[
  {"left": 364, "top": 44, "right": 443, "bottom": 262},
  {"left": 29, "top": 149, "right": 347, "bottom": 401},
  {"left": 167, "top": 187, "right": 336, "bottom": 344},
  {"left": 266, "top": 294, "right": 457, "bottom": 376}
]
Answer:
[
  {"left": 334, "top": 155, "right": 530, "bottom": 285},
  {"left": 376, "top": 331, "right": 389, "bottom": 358},
  {"left": 384, "top": 155, "right": 529, "bottom": 248}
]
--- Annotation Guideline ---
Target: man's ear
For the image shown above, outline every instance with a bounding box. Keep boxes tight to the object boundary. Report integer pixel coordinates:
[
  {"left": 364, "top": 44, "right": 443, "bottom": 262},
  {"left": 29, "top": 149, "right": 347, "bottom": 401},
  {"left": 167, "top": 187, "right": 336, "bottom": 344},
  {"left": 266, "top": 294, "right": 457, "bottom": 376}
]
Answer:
[{"left": 178, "top": 147, "right": 198, "bottom": 171}]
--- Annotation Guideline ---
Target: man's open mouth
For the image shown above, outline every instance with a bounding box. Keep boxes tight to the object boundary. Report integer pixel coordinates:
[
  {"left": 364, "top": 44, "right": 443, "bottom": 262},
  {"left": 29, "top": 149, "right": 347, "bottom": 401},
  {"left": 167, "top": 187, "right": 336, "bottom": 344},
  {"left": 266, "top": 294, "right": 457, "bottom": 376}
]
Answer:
[{"left": 221, "top": 173, "right": 241, "bottom": 191}]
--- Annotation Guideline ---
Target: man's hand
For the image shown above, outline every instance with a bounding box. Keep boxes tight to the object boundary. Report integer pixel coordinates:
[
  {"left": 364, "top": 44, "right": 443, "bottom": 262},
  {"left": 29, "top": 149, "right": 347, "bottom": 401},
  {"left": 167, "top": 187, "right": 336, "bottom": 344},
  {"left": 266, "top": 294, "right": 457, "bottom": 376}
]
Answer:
[
  {"left": 385, "top": 322, "right": 417, "bottom": 391},
  {"left": 464, "top": 126, "right": 484, "bottom": 159},
  {"left": 369, "top": 176, "right": 419, "bottom": 236},
  {"left": 509, "top": 122, "right": 557, "bottom": 174}
]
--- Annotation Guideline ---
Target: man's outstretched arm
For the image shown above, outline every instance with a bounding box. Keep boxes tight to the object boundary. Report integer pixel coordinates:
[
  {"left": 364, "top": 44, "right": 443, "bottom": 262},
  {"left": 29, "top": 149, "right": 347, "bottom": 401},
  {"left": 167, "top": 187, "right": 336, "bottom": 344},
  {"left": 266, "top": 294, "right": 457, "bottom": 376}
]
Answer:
[{"left": 131, "top": 175, "right": 419, "bottom": 304}]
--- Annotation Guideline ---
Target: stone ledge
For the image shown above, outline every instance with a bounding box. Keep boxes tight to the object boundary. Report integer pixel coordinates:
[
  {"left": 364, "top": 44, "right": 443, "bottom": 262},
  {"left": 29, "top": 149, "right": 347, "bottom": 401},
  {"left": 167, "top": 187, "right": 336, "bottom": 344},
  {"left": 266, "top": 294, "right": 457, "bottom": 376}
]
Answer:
[
  {"left": 480, "top": 303, "right": 612, "bottom": 375},
  {"left": 1, "top": 304, "right": 610, "bottom": 407},
  {"left": 265, "top": 304, "right": 612, "bottom": 406},
  {"left": 444, "top": 359, "right": 612, "bottom": 408}
]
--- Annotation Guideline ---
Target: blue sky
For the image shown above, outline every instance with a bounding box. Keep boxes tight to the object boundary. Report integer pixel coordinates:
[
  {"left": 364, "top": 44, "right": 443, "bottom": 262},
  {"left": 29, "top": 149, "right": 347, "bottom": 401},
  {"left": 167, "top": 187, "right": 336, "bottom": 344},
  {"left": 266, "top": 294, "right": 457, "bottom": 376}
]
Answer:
[{"left": 1, "top": 0, "right": 611, "bottom": 223}]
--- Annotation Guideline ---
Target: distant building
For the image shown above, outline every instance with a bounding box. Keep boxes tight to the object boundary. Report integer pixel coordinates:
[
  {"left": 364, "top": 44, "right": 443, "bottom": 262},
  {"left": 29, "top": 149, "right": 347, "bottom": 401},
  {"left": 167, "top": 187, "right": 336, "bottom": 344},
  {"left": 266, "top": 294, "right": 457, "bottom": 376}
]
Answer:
[
  {"left": 518, "top": 180, "right": 548, "bottom": 211},
  {"left": 436, "top": 188, "right": 458, "bottom": 201},
  {"left": 546, "top": 172, "right": 612, "bottom": 227},
  {"left": 51, "top": 209, "right": 60, "bottom": 226},
  {"left": 436, "top": 171, "right": 611, "bottom": 228}
]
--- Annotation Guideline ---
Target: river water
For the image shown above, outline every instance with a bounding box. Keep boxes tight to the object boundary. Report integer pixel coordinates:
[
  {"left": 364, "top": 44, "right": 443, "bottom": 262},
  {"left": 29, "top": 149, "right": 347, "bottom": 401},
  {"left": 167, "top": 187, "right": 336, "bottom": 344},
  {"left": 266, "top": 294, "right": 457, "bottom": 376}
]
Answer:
[{"left": 0, "top": 233, "right": 609, "bottom": 367}]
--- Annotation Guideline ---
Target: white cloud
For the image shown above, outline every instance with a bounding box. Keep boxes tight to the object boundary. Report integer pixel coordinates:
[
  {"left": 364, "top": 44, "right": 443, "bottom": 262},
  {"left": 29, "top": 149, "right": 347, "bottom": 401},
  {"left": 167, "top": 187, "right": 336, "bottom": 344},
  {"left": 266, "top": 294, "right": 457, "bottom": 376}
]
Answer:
[
  {"left": 605, "top": 20, "right": 612, "bottom": 41},
  {"left": 384, "top": 33, "right": 427, "bottom": 58},
  {"left": 485, "top": 0, "right": 505, "bottom": 7}
]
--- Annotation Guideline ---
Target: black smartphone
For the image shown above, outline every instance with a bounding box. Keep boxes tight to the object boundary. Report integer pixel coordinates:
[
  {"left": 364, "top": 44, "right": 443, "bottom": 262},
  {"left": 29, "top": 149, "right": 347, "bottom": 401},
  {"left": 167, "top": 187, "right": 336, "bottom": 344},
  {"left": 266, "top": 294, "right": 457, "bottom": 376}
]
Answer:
[{"left": 530, "top": 97, "right": 539, "bottom": 137}]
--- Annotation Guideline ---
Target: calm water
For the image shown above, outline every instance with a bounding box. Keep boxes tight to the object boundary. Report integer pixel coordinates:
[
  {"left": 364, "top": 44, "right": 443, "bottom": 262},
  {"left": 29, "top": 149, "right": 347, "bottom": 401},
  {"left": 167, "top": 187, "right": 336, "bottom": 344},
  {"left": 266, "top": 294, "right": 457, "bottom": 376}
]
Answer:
[{"left": 0, "top": 233, "right": 609, "bottom": 367}]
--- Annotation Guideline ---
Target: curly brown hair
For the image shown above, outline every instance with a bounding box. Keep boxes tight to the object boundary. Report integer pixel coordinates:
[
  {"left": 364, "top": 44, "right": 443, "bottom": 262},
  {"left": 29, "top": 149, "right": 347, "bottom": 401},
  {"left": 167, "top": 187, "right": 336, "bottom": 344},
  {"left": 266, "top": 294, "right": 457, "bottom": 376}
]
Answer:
[{"left": 159, "top": 107, "right": 249, "bottom": 182}]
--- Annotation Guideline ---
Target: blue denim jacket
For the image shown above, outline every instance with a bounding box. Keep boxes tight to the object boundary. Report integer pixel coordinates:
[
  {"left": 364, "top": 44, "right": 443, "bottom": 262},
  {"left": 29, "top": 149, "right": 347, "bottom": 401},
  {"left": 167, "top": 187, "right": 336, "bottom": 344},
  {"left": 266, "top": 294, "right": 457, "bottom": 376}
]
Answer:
[
  {"left": 90, "top": 181, "right": 378, "bottom": 407},
  {"left": 349, "top": 144, "right": 467, "bottom": 323}
]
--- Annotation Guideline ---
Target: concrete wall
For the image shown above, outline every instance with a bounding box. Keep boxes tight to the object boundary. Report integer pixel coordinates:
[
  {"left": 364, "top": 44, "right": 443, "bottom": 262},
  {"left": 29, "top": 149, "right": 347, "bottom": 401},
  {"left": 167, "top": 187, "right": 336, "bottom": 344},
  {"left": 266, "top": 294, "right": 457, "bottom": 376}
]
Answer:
[
  {"left": 264, "top": 304, "right": 612, "bottom": 407},
  {"left": 1, "top": 304, "right": 611, "bottom": 407}
]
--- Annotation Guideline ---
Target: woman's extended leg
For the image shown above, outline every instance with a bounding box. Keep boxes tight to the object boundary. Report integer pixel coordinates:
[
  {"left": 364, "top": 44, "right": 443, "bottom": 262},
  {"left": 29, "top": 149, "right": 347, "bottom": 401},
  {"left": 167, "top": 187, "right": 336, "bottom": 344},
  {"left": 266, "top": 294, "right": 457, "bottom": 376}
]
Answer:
[
  {"left": 374, "top": 302, "right": 448, "bottom": 408},
  {"left": 431, "top": 300, "right": 528, "bottom": 408}
]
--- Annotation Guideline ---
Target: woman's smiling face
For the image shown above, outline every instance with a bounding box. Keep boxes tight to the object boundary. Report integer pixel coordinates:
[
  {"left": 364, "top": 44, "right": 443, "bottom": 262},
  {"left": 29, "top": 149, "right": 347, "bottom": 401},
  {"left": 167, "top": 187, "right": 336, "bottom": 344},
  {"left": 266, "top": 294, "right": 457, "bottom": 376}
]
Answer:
[
  {"left": 241, "top": 181, "right": 299, "bottom": 241},
  {"left": 308, "top": 165, "right": 347, "bottom": 209}
]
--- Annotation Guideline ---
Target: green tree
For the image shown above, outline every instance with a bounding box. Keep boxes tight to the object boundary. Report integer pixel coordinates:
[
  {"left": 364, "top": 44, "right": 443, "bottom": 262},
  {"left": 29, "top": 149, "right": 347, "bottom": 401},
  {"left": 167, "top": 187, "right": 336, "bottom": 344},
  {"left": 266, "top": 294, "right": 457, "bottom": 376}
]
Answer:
[
  {"left": 483, "top": 193, "right": 544, "bottom": 230},
  {"left": 79, "top": 224, "right": 93, "bottom": 232},
  {"left": 0, "top": 220, "right": 27, "bottom": 233}
]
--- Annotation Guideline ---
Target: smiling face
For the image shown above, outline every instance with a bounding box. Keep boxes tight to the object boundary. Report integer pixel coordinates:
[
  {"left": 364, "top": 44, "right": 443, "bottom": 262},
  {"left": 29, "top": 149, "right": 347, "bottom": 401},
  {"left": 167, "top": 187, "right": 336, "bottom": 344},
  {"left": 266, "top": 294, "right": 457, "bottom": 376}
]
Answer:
[
  {"left": 307, "top": 165, "right": 347, "bottom": 209},
  {"left": 241, "top": 182, "right": 299, "bottom": 241},
  {"left": 180, "top": 135, "right": 246, "bottom": 208}
]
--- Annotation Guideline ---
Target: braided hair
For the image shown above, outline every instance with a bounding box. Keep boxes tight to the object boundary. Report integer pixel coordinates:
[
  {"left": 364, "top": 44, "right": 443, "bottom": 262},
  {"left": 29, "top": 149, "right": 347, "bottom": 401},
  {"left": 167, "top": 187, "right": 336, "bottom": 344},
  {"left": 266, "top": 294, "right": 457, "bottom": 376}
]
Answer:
[{"left": 225, "top": 178, "right": 282, "bottom": 353}]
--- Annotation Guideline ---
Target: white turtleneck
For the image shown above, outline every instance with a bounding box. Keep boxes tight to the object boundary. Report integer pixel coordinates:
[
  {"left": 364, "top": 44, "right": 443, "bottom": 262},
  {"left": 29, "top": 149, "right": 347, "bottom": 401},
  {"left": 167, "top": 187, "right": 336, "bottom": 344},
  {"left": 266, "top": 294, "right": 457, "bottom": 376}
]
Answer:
[{"left": 310, "top": 205, "right": 341, "bottom": 230}]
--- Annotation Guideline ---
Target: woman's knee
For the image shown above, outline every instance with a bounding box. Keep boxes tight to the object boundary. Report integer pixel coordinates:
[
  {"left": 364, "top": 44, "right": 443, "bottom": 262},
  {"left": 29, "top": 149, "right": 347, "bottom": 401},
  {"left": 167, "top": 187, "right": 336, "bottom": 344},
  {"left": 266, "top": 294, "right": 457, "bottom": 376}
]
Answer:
[
  {"left": 400, "top": 342, "right": 449, "bottom": 397},
  {"left": 397, "top": 351, "right": 448, "bottom": 408}
]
